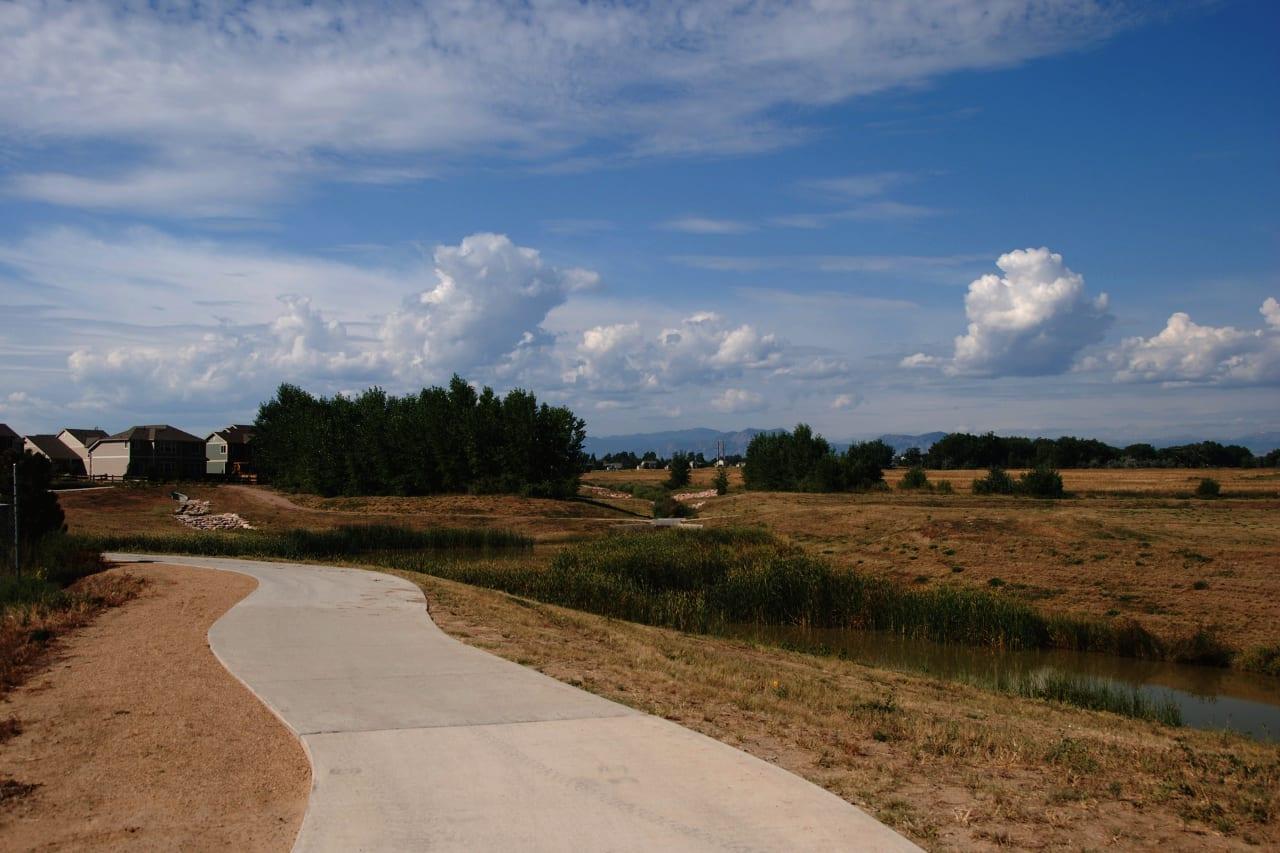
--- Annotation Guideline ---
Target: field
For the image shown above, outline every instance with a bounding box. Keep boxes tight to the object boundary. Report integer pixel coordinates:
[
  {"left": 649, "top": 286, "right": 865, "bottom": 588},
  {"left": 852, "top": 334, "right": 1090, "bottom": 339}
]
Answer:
[
  {"left": 59, "top": 469, "right": 1280, "bottom": 654},
  {"left": 51, "top": 470, "right": 1280, "bottom": 849}
]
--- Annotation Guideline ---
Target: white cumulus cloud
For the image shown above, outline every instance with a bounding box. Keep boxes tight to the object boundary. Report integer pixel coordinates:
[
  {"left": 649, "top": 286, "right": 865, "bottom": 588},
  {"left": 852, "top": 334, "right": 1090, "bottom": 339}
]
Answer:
[
  {"left": 1109, "top": 299, "right": 1280, "bottom": 385},
  {"left": 378, "top": 233, "right": 598, "bottom": 380},
  {"left": 903, "top": 247, "right": 1111, "bottom": 376}
]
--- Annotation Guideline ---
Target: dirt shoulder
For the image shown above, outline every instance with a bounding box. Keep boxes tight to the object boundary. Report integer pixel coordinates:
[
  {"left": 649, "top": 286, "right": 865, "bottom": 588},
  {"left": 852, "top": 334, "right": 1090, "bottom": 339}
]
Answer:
[{"left": 0, "top": 564, "right": 310, "bottom": 851}]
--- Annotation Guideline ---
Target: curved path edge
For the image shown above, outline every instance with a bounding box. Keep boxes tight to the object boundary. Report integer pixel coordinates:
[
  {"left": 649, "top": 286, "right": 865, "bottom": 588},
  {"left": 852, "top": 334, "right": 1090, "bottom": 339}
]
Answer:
[{"left": 108, "top": 553, "right": 919, "bottom": 852}]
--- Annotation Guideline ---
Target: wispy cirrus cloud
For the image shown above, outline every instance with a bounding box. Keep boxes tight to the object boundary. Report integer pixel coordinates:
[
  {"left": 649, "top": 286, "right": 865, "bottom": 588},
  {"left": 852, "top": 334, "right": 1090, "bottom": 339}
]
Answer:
[{"left": 0, "top": 0, "right": 1140, "bottom": 213}]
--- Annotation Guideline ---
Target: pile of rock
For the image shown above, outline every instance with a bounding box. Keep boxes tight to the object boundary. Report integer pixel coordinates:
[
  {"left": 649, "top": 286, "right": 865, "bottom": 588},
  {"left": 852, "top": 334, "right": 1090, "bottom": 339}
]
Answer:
[
  {"left": 672, "top": 489, "right": 717, "bottom": 502},
  {"left": 582, "top": 485, "right": 630, "bottom": 499},
  {"left": 174, "top": 499, "right": 255, "bottom": 530}
]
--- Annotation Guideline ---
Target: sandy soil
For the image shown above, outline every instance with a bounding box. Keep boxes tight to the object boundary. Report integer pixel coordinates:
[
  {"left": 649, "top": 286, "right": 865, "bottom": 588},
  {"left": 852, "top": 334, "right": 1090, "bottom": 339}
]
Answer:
[{"left": 0, "top": 564, "right": 310, "bottom": 851}]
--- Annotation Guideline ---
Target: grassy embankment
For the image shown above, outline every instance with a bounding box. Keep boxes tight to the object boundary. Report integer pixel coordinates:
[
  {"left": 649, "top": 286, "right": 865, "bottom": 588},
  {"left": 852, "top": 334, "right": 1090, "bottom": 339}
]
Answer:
[
  {"left": 81, "top": 524, "right": 1216, "bottom": 723},
  {"left": 410, "top": 572, "right": 1280, "bottom": 850},
  {"left": 1, "top": 536, "right": 143, "bottom": 695}
]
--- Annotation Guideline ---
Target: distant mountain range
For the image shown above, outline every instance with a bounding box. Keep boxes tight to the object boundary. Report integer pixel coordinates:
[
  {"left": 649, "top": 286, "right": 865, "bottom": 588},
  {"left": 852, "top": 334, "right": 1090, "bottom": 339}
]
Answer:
[
  {"left": 874, "top": 432, "right": 948, "bottom": 453},
  {"left": 583, "top": 428, "right": 1278, "bottom": 458},
  {"left": 583, "top": 428, "right": 778, "bottom": 459}
]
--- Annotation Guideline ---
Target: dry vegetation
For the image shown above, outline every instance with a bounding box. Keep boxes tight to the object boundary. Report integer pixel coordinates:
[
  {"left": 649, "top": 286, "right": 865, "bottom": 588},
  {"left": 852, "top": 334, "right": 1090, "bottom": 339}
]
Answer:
[
  {"left": 52, "top": 471, "right": 1280, "bottom": 849},
  {"left": 0, "top": 571, "right": 144, "bottom": 697},
  {"left": 59, "top": 470, "right": 1280, "bottom": 653},
  {"left": 410, "top": 572, "right": 1279, "bottom": 850}
]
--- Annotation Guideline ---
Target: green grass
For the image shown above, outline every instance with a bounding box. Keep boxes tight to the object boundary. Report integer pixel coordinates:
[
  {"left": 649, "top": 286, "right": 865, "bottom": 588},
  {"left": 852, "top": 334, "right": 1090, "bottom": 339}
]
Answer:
[
  {"left": 72, "top": 523, "right": 532, "bottom": 560},
  {"left": 403, "top": 528, "right": 1214, "bottom": 664},
  {"left": 1001, "top": 670, "right": 1182, "bottom": 726}
]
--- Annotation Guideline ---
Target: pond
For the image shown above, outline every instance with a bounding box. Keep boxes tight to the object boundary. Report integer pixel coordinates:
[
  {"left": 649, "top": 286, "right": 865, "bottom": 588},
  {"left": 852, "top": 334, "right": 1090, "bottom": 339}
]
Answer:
[{"left": 728, "top": 624, "right": 1280, "bottom": 740}]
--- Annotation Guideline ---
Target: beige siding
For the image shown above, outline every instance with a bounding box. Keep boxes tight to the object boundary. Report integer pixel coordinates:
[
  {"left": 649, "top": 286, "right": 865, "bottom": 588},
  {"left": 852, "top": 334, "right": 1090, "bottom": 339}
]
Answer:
[
  {"left": 207, "top": 435, "right": 229, "bottom": 475},
  {"left": 89, "top": 439, "right": 131, "bottom": 478}
]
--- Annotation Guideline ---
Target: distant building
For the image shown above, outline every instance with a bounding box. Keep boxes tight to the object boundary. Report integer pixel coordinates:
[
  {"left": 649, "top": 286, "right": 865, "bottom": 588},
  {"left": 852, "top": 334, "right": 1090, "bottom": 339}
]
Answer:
[
  {"left": 637, "top": 460, "right": 661, "bottom": 470},
  {"left": 23, "top": 434, "right": 86, "bottom": 476},
  {"left": 603, "top": 462, "right": 624, "bottom": 471},
  {"left": 0, "top": 423, "right": 18, "bottom": 454},
  {"left": 56, "top": 428, "right": 109, "bottom": 475},
  {"left": 89, "top": 425, "right": 205, "bottom": 479},
  {"left": 206, "top": 424, "right": 255, "bottom": 477}
]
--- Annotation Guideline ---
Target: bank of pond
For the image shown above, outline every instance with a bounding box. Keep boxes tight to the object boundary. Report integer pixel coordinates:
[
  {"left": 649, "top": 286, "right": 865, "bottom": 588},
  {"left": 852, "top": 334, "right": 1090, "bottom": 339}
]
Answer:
[{"left": 78, "top": 524, "right": 1280, "bottom": 738}]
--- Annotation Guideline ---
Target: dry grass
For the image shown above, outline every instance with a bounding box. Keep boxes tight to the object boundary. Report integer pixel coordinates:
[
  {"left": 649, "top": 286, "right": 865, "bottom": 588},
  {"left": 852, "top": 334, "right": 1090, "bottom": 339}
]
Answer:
[
  {"left": 59, "top": 472, "right": 1280, "bottom": 652},
  {"left": 410, "top": 572, "right": 1280, "bottom": 851},
  {"left": 700, "top": 489, "right": 1280, "bottom": 652},
  {"left": 0, "top": 571, "right": 144, "bottom": 696},
  {"left": 59, "top": 483, "right": 637, "bottom": 542}
]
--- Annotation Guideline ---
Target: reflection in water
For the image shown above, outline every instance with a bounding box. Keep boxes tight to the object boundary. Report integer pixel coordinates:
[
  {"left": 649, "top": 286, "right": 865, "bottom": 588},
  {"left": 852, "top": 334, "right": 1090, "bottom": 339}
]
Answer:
[{"left": 728, "top": 624, "right": 1280, "bottom": 741}]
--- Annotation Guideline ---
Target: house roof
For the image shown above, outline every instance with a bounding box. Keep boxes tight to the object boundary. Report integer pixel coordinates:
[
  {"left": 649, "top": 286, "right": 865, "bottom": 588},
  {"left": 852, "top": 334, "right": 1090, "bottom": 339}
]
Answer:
[
  {"left": 0, "top": 423, "right": 18, "bottom": 440},
  {"left": 106, "top": 425, "right": 204, "bottom": 443},
  {"left": 209, "top": 424, "right": 254, "bottom": 445},
  {"left": 25, "top": 434, "right": 82, "bottom": 461},
  {"left": 60, "top": 428, "right": 109, "bottom": 444}
]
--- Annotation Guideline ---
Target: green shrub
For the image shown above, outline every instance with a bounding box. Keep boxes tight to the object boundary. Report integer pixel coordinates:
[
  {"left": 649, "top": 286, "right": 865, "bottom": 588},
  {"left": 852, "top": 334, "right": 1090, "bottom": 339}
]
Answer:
[
  {"left": 1195, "top": 477, "right": 1221, "bottom": 498},
  {"left": 665, "top": 454, "right": 691, "bottom": 489},
  {"left": 898, "top": 466, "right": 929, "bottom": 490},
  {"left": 972, "top": 466, "right": 1015, "bottom": 495},
  {"left": 712, "top": 467, "right": 729, "bottom": 496},
  {"left": 652, "top": 493, "right": 694, "bottom": 519},
  {"left": 1017, "top": 466, "right": 1065, "bottom": 498},
  {"left": 935, "top": 480, "right": 954, "bottom": 495}
]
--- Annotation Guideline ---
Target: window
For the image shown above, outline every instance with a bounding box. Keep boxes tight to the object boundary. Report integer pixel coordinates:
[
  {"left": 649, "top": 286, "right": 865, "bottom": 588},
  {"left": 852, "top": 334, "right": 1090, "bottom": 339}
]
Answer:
[{"left": 220, "top": 446, "right": 226, "bottom": 454}]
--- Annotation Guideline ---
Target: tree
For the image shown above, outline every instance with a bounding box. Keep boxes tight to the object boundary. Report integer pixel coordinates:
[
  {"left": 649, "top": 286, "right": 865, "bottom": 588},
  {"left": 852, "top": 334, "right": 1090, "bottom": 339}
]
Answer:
[
  {"left": 713, "top": 466, "right": 729, "bottom": 495},
  {"left": 253, "top": 377, "right": 584, "bottom": 498},
  {"left": 844, "top": 440, "right": 891, "bottom": 490},
  {"left": 0, "top": 450, "right": 65, "bottom": 568},
  {"left": 666, "top": 453, "right": 691, "bottom": 489}
]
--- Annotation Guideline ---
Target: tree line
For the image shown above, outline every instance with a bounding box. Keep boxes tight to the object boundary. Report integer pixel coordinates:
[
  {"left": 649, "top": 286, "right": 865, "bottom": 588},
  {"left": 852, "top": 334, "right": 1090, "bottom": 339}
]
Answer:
[
  {"left": 917, "top": 433, "right": 1275, "bottom": 470},
  {"left": 254, "top": 378, "right": 586, "bottom": 497},
  {"left": 743, "top": 425, "right": 892, "bottom": 492}
]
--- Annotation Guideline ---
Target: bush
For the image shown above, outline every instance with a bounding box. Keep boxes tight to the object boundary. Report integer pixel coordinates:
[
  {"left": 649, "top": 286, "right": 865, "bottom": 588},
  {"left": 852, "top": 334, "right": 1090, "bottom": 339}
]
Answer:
[
  {"left": 665, "top": 454, "right": 691, "bottom": 489},
  {"left": 972, "top": 466, "right": 1015, "bottom": 495},
  {"left": 1195, "top": 477, "right": 1221, "bottom": 498},
  {"left": 1017, "top": 466, "right": 1065, "bottom": 498},
  {"left": 652, "top": 493, "right": 694, "bottom": 519},
  {"left": 898, "top": 466, "right": 929, "bottom": 490},
  {"left": 712, "top": 467, "right": 729, "bottom": 496},
  {"left": 1240, "top": 644, "right": 1280, "bottom": 676},
  {"left": 935, "top": 480, "right": 954, "bottom": 495}
]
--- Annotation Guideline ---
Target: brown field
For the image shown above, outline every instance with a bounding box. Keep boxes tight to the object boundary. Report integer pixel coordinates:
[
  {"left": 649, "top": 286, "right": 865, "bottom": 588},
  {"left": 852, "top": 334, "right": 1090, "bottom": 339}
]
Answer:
[
  {"left": 60, "top": 468, "right": 1280, "bottom": 651},
  {"left": 59, "top": 483, "right": 639, "bottom": 542},
  {"left": 583, "top": 468, "right": 1280, "bottom": 653}
]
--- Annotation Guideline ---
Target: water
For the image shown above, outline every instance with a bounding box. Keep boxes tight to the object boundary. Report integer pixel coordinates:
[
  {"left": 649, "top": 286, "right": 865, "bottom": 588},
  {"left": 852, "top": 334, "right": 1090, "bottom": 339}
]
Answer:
[{"left": 728, "top": 624, "right": 1280, "bottom": 740}]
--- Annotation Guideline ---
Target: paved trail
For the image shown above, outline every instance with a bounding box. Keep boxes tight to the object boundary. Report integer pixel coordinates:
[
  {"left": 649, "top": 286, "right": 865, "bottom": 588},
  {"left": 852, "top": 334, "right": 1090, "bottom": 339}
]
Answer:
[{"left": 109, "top": 553, "right": 918, "bottom": 852}]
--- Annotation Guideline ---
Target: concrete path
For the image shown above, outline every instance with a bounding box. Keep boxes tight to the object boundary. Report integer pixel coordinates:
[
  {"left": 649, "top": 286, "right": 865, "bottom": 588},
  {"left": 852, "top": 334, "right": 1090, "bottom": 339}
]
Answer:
[{"left": 109, "top": 553, "right": 918, "bottom": 852}]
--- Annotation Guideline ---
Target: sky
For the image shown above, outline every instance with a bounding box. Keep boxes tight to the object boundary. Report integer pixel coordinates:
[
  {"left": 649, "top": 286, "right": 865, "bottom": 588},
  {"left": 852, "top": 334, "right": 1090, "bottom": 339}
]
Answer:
[{"left": 0, "top": 0, "right": 1277, "bottom": 442}]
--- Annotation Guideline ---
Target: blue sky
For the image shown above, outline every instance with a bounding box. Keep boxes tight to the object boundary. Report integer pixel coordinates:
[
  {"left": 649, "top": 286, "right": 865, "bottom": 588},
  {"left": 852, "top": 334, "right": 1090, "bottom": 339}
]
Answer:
[{"left": 0, "top": 0, "right": 1276, "bottom": 441}]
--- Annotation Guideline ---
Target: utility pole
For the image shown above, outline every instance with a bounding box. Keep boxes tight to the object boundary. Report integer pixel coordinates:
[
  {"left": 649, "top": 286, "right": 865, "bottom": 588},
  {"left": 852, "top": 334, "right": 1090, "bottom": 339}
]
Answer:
[{"left": 11, "top": 462, "right": 18, "bottom": 576}]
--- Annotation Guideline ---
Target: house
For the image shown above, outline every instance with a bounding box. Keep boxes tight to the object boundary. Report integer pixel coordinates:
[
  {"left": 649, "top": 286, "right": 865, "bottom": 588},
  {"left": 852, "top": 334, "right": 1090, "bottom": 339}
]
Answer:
[
  {"left": 206, "top": 424, "right": 255, "bottom": 477},
  {"left": 56, "top": 428, "right": 109, "bottom": 475},
  {"left": 0, "top": 423, "right": 19, "bottom": 454},
  {"left": 23, "top": 434, "right": 86, "bottom": 476},
  {"left": 603, "top": 462, "right": 624, "bottom": 471},
  {"left": 637, "top": 460, "right": 661, "bottom": 470},
  {"left": 88, "top": 425, "right": 206, "bottom": 480}
]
